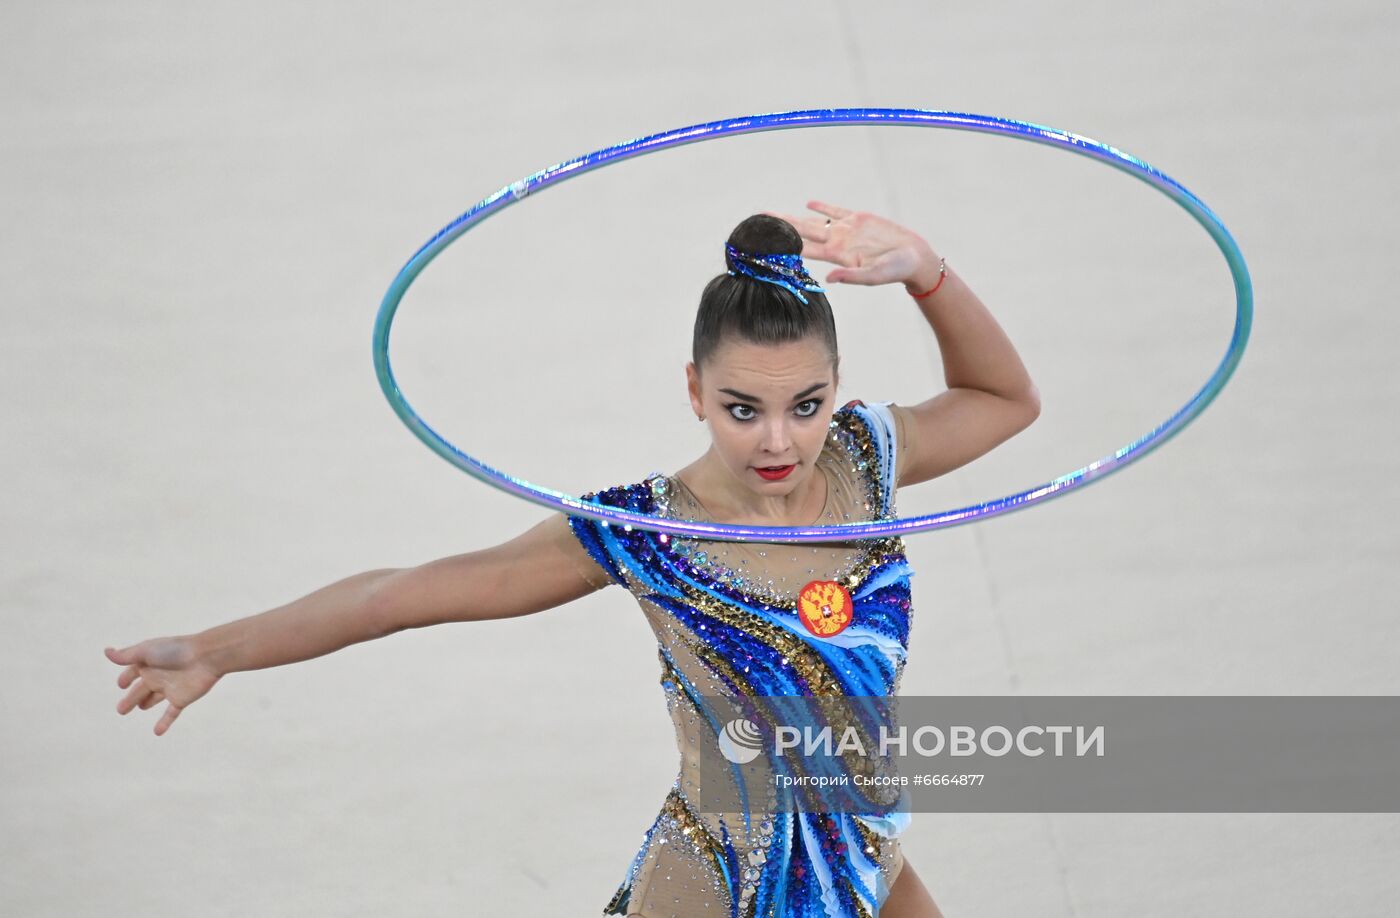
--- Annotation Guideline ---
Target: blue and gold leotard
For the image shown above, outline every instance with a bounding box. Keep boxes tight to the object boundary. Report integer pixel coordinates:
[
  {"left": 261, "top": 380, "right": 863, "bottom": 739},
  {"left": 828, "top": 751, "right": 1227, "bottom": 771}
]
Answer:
[{"left": 568, "top": 399, "right": 918, "bottom": 918}]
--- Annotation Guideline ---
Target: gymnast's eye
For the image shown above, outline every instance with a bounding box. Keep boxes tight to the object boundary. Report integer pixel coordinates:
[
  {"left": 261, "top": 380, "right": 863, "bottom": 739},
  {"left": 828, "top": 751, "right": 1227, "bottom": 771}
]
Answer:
[
  {"left": 724, "top": 400, "right": 823, "bottom": 422},
  {"left": 725, "top": 403, "right": 756, "bottom": 422}
]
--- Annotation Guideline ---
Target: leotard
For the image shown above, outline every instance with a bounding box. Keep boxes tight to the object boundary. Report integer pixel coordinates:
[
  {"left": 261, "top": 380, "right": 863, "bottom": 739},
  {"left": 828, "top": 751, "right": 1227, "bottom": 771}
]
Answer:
[{"left": 564, "top": 399, "right": 919, "bottom": 917}]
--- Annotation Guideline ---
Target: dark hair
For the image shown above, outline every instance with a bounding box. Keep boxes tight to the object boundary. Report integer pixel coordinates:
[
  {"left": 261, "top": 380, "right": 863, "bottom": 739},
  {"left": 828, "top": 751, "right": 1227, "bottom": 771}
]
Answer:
[{"left": 692, "top": 214, "right": 839, "bottom": 373}]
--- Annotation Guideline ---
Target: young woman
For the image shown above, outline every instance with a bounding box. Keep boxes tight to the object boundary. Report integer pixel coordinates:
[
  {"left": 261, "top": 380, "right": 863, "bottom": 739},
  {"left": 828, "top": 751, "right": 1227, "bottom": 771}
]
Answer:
[{"left": 106, "top": 202, "right": 1039, "bottom": 917}]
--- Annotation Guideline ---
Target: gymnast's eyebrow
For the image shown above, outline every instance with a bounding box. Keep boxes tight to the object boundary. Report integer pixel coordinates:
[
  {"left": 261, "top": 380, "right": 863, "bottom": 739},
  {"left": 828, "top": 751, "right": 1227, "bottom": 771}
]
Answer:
[{"left": 718, "top": 382, "right": 828, "bottom": 404}]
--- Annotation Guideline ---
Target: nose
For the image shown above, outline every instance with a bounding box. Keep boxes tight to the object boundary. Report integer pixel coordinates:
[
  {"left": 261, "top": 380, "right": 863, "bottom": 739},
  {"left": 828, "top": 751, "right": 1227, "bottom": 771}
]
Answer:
[{"left": 760, "top": 417, "right": 793, "bottom": 457}]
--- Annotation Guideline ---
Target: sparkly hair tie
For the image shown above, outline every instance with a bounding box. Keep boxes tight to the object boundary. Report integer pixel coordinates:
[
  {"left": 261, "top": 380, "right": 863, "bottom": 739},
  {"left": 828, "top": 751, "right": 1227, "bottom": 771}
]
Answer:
[{"left": 724, "top": 243, "right": 826, "bottom": 304}]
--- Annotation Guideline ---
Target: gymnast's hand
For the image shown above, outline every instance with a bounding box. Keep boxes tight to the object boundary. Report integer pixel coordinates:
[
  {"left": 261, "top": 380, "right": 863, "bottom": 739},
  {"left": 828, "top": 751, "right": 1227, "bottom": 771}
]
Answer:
[
  {"left": 765, "top": 200, "right": 941, "bottom": 289},
  {"left": 105, "top": 636, "right": 222, "bottom": 736}
]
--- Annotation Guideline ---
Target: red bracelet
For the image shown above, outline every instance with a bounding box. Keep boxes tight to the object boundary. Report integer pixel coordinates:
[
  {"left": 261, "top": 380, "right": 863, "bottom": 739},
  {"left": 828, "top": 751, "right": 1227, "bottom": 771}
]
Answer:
[{"left": 908, "top": 256, "right": 948, "bottom": 299}]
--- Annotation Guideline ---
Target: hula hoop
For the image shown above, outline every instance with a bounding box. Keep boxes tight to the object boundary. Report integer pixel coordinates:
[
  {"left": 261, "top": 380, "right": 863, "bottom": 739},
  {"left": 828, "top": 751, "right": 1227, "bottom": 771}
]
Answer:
[{"left": 373, "top": 108, "right": 1252, "bottom": 543}]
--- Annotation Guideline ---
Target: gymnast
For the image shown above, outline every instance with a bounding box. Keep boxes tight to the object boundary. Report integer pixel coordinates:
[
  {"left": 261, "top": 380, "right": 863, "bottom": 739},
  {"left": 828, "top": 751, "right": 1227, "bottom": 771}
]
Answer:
[{"left": 107, "top": 201, "right": 1041, "bottom": 917}]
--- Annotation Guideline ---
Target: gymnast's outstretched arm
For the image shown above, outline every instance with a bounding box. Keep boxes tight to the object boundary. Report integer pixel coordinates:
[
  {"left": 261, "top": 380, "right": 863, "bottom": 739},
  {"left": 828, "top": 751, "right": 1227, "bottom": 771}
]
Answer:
[{"left": 104, "top": 513, "right": 608, "bottom": 735}]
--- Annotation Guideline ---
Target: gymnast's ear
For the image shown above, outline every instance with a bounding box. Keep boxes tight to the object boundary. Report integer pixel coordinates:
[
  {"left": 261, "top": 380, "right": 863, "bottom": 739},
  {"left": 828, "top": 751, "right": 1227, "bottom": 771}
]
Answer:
[{"left": 685, "top": 361, "right": 705, "bottom": 417}]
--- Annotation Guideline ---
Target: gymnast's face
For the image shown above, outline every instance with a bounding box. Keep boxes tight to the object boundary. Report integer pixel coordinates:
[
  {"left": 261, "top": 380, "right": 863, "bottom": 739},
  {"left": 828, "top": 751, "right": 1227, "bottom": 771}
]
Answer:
[{"left": 686, "top": 334, "right": 839, "bottom": 501}]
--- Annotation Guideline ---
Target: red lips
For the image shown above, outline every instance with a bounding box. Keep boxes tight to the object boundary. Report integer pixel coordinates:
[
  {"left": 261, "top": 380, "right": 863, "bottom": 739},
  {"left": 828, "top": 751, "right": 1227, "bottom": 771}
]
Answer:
[{"left": 755, "top": 465, "right": 795, "bottom": 480}]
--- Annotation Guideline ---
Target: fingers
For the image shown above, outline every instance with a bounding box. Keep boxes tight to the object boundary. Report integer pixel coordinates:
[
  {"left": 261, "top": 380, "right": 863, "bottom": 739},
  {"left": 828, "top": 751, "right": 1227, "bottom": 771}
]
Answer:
[
  {"left": 106, "top": 644, "right": 137, "bottom": 665},
  {"left": 799, "top": 220, "right": 833, "bottom": 247},
  {"left": 761, "top": 211, "right": 848, "bottom": 265},
  {"left": 108, "top": 642, "right": 182, "bottom": 732},
  {"left": 766, "top": 202, "right": 856, "bottom": 237},
  {"left": 764, "top": 210, "right": 830, "bottom": 244},
  {"left": 826, "top": 264, "right": 884, "bottom": 286},
  {"left": 155, "top": 703, "right": 183, "bottom": 736},
  {"left": 807, "top": 200, "right": 853, "bottom": 220},
  {"left": 117, "top": 678, "right": 154, "bottom": 715},
  {"left": 795, "top": 240, "right": 839, "bottom": 263},
  {"left": 108, "top": 645, "right": 146, "bottom": 694}
]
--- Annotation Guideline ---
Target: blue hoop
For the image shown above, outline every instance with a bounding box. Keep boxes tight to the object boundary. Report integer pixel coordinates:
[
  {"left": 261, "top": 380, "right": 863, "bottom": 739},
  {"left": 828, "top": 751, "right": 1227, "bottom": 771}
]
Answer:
[{"left": 373, "top": 108, "right": 1252, "bottom": 543}]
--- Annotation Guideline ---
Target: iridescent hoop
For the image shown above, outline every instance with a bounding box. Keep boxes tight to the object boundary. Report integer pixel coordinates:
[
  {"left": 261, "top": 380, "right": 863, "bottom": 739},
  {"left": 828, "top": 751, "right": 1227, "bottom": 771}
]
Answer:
[{"left": 374, "top": 108, "right": 1252, "bottom": 543}]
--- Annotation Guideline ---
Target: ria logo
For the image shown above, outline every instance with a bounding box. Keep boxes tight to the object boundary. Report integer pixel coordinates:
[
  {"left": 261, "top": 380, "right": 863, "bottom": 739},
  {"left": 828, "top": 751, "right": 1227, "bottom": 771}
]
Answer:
[{"left": 717, "top": 718, "right": 765, "bottom": 764}]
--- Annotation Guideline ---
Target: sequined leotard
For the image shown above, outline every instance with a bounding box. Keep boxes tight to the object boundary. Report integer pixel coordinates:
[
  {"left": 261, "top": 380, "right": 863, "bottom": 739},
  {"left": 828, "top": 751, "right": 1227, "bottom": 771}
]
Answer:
[{"left": 566, "top": 399, "right": 918, "bottom": 918}]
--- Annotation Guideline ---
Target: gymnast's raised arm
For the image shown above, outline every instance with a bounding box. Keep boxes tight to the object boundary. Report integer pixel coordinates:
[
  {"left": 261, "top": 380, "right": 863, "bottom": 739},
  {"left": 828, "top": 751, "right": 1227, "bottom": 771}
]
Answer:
[{"left": 104, "top": 513, "right": 610, "bottom": 736}]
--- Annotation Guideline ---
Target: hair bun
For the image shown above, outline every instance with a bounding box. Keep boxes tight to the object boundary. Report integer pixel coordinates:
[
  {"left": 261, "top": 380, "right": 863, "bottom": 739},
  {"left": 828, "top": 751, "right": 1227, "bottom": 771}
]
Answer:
[
  {"left": 726, "top": 213, "right": 803, "bottom": 261},
  {"left": 693, "top": 213, "right": 841, "bottom": 372}
]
